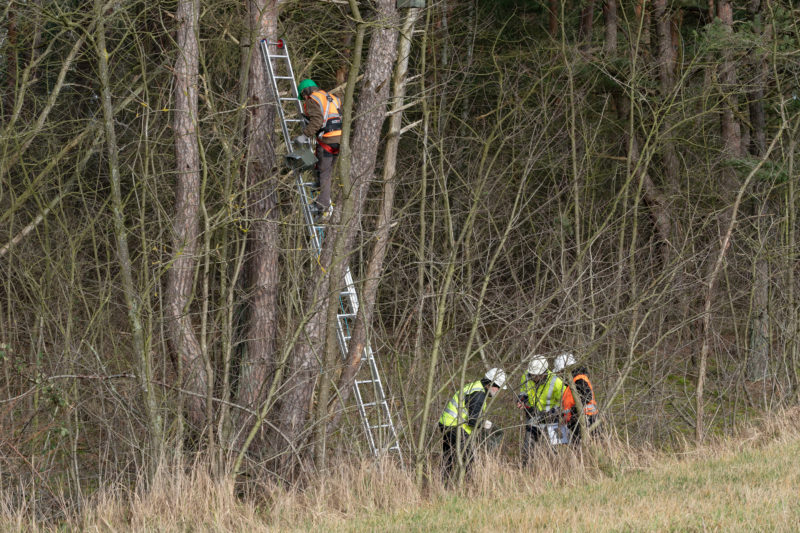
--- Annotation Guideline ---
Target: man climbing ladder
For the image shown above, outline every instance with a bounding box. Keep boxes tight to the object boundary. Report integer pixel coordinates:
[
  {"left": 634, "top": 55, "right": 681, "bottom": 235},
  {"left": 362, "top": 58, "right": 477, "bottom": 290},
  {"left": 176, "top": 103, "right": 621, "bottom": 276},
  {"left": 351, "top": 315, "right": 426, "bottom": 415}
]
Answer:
[{"left": 295, "top": 79, "right": 341, "bottom": 221}]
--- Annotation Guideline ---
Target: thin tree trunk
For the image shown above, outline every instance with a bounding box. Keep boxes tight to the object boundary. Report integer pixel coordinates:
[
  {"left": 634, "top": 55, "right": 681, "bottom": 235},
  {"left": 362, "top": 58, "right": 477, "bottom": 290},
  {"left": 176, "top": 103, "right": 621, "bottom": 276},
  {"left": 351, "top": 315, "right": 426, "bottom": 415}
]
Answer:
[
  {"left": 696, "top": 126, "right": 784, "bottom": 441},
  {"left": 745, "top": 0, "right": 770, "bottom": 385},
  {"left": 95, "top": 0, "right": 162, "bottom": 469},
  {"left": 634, "top": 0, "right": 650, "bottom": 52},
  {"left": 654, "top": 0, "right": 681, "bottom": 187},
  {"left": 697, "top": 0, "right": 744, "bottom": 439}
]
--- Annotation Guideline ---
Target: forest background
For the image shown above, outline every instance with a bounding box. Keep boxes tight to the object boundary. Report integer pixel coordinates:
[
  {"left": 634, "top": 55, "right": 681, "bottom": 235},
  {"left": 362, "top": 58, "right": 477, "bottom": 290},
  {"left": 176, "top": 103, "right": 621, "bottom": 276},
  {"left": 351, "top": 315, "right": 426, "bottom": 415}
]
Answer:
[{"left": 1, "top": 0, "right": 800, "bottom": 524}]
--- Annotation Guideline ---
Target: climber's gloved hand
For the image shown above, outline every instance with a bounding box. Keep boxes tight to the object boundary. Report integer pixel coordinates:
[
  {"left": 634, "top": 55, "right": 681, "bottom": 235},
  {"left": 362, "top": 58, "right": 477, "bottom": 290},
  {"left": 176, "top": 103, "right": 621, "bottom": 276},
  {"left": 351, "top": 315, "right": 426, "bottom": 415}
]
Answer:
[
  {"left": 482, "top": 420, "right": 493, "bottom": 431},
  {"left": 294, "top": 134, "right": 311, "bottom": 145}
]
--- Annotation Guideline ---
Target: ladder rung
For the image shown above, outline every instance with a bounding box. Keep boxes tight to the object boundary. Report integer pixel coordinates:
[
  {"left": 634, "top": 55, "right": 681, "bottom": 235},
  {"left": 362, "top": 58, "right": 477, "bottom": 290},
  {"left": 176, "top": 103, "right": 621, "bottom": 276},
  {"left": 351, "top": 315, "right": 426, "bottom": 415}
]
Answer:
[
  {"left": 369, "top": 424, "right": 392, "bottom": 430},
  {"left": 280, "top": 97, "right": 297, "bottom": 101},
  {"left": 274, "top": 76, "right": 294, "bottom": 80},
  {"left": 355, "top": 379, "right": 377, "bottom": 386},
  {"left": 285, "top": 118, "right": 304, "bottom": 122},
  {"left": 338, "top": 312, "right": 356, "bottom": 319},
  {"left": 361, "top": 401, "right": 378, "bottom": 408}
]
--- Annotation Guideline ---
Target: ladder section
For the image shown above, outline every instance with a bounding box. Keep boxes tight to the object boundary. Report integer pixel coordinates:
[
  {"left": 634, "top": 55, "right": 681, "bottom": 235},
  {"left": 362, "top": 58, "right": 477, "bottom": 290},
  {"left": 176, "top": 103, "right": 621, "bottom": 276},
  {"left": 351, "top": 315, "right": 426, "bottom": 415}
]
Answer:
[
  {"left": 259, "top": 38, "right": 323, "bottom": 252},
  {"left": 335, "top": 267, "right": 403, "bottom": 458},
  {"left": 260, "top": 39, "right": 402, "bottom": 460}
]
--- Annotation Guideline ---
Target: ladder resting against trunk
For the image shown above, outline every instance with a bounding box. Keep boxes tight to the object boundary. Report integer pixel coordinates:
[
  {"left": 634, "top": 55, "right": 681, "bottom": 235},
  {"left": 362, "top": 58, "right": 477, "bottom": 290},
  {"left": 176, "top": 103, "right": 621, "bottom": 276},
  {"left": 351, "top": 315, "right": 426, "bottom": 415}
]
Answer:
[{"left": 260, "top": 38, "right": 402, "bottom": 460}]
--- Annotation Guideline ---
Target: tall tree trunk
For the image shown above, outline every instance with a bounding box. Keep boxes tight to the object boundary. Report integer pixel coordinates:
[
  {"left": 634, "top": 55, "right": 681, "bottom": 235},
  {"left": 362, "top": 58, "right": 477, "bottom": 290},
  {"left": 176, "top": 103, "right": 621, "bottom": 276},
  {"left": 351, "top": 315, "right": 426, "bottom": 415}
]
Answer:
[
  {"left": 234, "top": 0, "right": 280, "bottom": 441},
  {"left": 95, "top": 0, "right": 163, "bottom": 469},
  {"left": 271, "top": 0, "right": 379, "bottom": 472},
  {"left": 654, "top": 0, "right": 681, "bottom": 187},
  {"left": 579, "top": 0, "right": 595, "bottom": 47},
  {"left": 166, "top": 0, "right": 207, "bottom": 437},
  {"left": 608, "top": 2, "right": 673, "bottom": 264},
  {"left": 716, "top": 1, "right": 743, "bottom": 167},
  {"left": 603, "top": 0, "right": 617, "bottom": 54},
  {"left": 310, "top": 0, "right": 399, "bottom": 463},
  {"left": 745, "top": 0, "right": 770, "bottom": 384},
  {"left": 325, "top": 7, "right": 420, "bottom": 435},
  {"left": 549, "top": 0, "right": 559, "bottom": 38}
]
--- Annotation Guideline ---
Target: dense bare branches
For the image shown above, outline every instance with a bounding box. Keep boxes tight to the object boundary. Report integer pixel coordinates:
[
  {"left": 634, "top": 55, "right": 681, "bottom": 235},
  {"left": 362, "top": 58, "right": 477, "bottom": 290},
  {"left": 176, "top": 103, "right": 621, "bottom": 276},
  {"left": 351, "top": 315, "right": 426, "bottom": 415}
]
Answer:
[{"left": 1, "top": 0, "right": 799, "bottom": 515}]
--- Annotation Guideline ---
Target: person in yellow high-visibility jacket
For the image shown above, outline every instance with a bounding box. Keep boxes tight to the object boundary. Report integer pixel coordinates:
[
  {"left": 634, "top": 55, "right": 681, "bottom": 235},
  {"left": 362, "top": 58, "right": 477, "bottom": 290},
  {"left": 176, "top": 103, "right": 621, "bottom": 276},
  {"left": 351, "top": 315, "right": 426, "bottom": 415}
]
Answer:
[
  {"left": 516, "top": 355, "right": 565, "bottom": 463},
  {"left": 438, "top": 368, "right": 507, "bottom": 482}
]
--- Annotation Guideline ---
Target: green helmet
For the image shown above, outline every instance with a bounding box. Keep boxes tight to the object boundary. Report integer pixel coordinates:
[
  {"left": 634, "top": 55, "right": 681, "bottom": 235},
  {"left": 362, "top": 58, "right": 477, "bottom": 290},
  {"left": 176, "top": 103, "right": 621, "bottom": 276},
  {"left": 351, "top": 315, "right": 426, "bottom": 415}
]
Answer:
[{"left": 297, "top": 79, "right": 318, "bottom": 99}]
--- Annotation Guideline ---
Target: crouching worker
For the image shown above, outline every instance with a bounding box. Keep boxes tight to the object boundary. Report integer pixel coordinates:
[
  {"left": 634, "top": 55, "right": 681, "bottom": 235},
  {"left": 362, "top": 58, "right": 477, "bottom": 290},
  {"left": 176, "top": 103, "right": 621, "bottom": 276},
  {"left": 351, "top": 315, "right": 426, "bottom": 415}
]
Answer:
[
  {"left": 438, "top": 368, "right": 507, "bottom": 483},
  {"left": 517, "top": 355, "right": 565, "bottom": 464},
  {"left": 556, "top": 353, "right": 598, "bottom": 445}
]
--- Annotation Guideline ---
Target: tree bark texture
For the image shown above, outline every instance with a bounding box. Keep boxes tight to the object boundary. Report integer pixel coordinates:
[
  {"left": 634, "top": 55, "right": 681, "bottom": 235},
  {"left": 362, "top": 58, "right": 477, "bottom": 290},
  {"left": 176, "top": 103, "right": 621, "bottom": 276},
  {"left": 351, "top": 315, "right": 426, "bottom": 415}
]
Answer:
[
  {"left": 549, "top": 0, "right": 558, "bottom": 38},
  {"left": 235, "top": 0, "right": 280, "bottom": 429},
  {"left": 579, "top": 0, "right": 594, "bottom": 46},
  {"left": 654, "top": 0, "right": 681, "bottom": 188},
  {"left": 167, "top": 0, "right": 207, "bottom": 433},
  {"left": 311, "top": 0, "right": 399, "bottom": 457},
  {"left": 327, "top": 8, "right": 420, "bottom": 433},
  {"left": 603, "top": 0, "right": 617, "bottom": 54},
  {"left": 745, "top": 0, "right": 770, "bottom": 383},
  {"left": 717, "top": 0, "right": 743, "bottom": 164},
  {"left": 344, "top": 0, "right": 400, "bottom": 243}
]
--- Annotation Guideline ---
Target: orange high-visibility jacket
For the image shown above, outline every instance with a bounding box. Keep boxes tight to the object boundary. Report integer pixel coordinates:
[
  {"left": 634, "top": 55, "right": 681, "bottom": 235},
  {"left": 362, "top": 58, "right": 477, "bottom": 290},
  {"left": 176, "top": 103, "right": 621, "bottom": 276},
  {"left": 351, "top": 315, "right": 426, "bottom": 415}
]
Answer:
[
  {"left": 562, "top": 373, "right": 598, "bottom": 422},
  {"left": 303, "top": 89, "right": 342, "bottom": 140}
]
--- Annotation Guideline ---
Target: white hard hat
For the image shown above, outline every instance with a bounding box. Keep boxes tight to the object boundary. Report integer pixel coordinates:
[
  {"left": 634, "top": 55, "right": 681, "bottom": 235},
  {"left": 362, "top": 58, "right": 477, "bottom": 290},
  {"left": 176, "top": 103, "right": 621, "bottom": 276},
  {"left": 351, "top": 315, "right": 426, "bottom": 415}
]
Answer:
[
  {"left": 553, "top": 352, "right": 577, "bottom": 372},
  {"left": 526, "top": 355, "right": 548, "bottom": 375},
  {"left": 485, "top": 368, "right": 507, "bottom": 389}
]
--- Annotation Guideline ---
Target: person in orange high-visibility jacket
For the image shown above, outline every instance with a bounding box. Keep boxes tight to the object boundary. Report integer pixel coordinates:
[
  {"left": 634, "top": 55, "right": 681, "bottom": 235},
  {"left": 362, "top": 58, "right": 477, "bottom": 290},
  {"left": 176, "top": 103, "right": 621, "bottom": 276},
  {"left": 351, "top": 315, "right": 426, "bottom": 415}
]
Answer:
[
  {"left": 295, "top": 78, "right": 342, "bottom": 220},
  {"left": 555, "top": 353, "right": 598, "bottom": 444}
]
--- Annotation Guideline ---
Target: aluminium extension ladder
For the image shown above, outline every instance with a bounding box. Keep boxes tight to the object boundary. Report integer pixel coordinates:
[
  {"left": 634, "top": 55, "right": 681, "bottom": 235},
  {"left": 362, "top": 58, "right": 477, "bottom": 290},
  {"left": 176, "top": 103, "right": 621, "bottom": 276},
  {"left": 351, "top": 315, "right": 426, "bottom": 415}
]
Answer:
[{"left": 259, "top": 38, "right": 402, "bottom": 460}]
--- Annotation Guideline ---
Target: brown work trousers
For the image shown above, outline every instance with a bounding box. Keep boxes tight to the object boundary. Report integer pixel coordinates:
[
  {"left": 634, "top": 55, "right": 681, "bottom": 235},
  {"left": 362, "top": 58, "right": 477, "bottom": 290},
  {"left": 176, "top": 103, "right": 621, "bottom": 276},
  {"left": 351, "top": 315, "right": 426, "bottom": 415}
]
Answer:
[{"left": 314, "top": 144, "right": 337, "bottom": 211}]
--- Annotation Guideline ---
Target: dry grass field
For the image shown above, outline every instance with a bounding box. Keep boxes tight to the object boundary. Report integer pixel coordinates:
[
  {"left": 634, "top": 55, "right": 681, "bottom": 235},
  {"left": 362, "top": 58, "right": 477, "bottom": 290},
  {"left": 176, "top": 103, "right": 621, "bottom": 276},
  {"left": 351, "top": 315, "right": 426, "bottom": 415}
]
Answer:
[{"left": 2, "top": 414, "right": 799, "bottom": 532}]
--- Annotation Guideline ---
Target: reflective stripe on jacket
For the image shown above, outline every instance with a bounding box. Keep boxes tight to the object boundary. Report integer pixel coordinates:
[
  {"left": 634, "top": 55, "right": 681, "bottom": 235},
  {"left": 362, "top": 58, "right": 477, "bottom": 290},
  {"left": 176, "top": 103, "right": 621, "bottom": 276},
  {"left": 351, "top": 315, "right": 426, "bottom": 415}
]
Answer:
[
  {"left": 520, "top": 370, "right": 565, "bottom": 412},
  {"left": 562, "top": 373, "right": 598, "bottom": 422},
  {"left": 438, "top": 380, "right": 486, "bottom": 435},
  {"left": 306, "top": 89, "right": 342, "bottom": 139}
]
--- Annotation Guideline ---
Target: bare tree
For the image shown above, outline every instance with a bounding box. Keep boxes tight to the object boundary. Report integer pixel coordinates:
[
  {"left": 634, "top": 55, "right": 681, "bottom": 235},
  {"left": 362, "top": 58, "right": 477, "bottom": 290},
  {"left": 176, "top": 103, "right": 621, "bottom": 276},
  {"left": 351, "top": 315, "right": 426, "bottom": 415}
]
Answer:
[{"left": 95, "top": 0, "right": 163, "bottom": 468}]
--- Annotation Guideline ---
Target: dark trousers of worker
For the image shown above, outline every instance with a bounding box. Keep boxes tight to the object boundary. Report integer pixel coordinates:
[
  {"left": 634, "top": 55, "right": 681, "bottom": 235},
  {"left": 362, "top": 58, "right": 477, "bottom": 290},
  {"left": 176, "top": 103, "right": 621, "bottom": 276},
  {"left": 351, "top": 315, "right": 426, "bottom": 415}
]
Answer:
[
  {"left": 441, "top": 425, "right": 474, "bottom": 483},
  {"left": 521, "top": 424, "right": 544, "bottom": 465},
  {"left": 567, "top": 414, "right": 596, "bottom": 445},
  {"left": 313, "top": 144, "right": 337, "bottom": 211}
]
